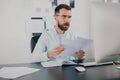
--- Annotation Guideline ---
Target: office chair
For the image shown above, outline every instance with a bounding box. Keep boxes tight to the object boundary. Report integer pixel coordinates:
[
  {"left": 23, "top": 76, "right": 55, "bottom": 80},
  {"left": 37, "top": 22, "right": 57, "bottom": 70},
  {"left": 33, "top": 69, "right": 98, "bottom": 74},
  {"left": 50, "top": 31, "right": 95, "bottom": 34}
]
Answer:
[{"left": 30, "top": 17, "right": 46, "bottom": 53}]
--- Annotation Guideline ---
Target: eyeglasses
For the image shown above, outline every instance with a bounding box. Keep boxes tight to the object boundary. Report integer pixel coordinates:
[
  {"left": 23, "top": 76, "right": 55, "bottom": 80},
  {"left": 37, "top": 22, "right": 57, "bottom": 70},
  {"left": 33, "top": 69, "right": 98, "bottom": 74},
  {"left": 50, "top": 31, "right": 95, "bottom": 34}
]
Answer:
[{"left": 55, "top": 15, "right": 72, "bottom": 19}]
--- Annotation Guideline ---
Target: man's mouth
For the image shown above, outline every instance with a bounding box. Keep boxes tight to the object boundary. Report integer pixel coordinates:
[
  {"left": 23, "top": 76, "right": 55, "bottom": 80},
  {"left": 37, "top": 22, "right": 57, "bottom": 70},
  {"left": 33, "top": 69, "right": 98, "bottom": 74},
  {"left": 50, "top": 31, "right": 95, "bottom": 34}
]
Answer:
[{"left": 64, "top": 23, "right": 70, "bottom": 26}]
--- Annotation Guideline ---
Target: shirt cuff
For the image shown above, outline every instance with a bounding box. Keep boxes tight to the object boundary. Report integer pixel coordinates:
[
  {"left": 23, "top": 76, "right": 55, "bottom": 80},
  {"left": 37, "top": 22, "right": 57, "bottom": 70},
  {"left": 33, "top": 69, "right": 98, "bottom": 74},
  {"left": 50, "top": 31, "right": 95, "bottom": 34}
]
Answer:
[
  {"left": 31, "top": 52, "right": 49, "bottom": 62},
  {"left": 40, "top": 52, "right": 50, "bottom": 61}
]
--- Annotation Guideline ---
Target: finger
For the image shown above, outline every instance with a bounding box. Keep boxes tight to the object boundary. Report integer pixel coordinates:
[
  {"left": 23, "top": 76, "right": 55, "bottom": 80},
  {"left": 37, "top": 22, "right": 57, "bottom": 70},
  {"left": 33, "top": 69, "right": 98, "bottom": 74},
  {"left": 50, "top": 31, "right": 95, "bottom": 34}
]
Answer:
[
  {"left": 76, "top": 51, "right": 85, "bottom": 57},
  {"left": 56, "top": 46, "right": 64, "bottom": 51},
  {"left": 54, "top": 45, "right": 60, "bottom": 49},
  {"left": 55, "top": 48, "right": 64, "bottom": 54},
  {"left": 55, "top": 44, "right": 63, "bottom": 49},
  {"left": 79, "top": 50, "right": 85, "bottom": 53},
  {"left": 53, "top": 47, "right": 64, "bottom": 55}
]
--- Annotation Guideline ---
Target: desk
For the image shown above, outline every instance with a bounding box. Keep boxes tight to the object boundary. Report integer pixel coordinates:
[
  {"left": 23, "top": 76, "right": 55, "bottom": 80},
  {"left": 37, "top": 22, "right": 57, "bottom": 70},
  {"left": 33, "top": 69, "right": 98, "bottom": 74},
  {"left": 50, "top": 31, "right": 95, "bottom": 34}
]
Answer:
[{"left": 0, "top": 62, "right": 120, "bottom": 80}]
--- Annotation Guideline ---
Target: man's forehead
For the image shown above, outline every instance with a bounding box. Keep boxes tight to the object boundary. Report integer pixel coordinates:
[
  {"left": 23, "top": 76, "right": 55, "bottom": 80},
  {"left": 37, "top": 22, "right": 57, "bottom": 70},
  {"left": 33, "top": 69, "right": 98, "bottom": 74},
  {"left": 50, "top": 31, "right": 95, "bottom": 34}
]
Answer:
[{"left": 59, "top": 8, "right": 71, "bottom": 15}]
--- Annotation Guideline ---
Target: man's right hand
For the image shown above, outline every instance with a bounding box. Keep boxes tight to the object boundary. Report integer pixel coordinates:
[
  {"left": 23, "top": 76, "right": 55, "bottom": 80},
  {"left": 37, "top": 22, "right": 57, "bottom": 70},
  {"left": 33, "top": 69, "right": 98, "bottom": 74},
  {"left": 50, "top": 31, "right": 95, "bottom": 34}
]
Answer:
[{"left": 47, "top": 45, "right": 64, "bottom": 58}]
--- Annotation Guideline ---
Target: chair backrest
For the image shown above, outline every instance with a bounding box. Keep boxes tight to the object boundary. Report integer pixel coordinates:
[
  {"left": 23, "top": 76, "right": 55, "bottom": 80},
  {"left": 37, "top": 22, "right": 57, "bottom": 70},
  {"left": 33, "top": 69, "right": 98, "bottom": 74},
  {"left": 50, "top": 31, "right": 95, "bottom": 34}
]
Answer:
[{"left": 31, "top": 33, "right": 42, "bottom": 53}]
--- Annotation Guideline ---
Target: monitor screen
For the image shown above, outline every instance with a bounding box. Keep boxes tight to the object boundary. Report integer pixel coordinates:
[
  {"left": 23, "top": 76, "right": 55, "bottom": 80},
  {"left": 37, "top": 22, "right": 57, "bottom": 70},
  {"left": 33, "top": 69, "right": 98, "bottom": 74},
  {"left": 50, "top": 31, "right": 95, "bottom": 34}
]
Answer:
[{"left": 91, "top": 2, "right": 120, "bottom": 63}]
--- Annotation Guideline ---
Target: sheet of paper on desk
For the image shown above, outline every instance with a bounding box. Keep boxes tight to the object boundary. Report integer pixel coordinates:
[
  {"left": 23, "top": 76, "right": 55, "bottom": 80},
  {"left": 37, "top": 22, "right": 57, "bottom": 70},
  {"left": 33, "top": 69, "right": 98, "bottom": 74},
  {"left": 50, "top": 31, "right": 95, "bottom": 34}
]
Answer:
[
  {"left": 57, "top": 37, "right": 92, "bottom": 57},
  {"left": 0, "top": 67, "right": 40, "bottom": 79},
  {"left": 41, "top": 61, "right": 62, "bottom": 67}
]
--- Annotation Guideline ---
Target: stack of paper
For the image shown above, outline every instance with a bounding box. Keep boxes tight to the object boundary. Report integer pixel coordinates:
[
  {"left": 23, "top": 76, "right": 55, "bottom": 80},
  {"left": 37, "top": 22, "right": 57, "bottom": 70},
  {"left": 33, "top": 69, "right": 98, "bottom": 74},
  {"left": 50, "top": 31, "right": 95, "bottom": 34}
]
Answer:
[{"left": 0, "top": 67, "right": 40, "bottom": 79}]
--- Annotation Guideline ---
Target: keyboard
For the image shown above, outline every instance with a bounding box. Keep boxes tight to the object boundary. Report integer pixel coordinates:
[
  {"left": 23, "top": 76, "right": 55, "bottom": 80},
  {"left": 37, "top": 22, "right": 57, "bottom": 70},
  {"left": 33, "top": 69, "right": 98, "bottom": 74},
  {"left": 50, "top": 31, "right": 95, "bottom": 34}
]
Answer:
[{"left": 79, "top": 61, "right": 113, "bottom": 67}]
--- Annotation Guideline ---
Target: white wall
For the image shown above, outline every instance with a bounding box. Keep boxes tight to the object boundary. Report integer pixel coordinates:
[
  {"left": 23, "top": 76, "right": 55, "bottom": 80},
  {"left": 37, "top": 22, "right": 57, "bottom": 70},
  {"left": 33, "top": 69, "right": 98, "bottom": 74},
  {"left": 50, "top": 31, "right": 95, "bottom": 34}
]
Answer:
[
  {"left": 0, "top": 0, "right": 94, "bottom": 64},
  {"left": 0, "top": 0, "right": 32, "bottom": 64}
]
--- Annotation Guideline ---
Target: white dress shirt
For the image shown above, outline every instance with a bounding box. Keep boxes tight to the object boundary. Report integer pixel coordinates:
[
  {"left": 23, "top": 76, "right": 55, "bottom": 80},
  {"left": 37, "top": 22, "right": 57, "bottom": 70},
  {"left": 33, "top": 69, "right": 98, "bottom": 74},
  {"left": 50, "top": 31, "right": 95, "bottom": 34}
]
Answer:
[{"left": 32, "top": 26, "right": 77, "bottom": 62}]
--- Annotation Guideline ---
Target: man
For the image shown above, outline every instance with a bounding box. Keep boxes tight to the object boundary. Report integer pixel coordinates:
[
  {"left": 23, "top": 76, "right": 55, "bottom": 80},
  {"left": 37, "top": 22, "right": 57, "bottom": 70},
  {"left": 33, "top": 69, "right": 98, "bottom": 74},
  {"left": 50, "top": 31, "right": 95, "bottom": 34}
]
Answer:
[{"left": 32, "top": 4, "right": 85, "bottom": 62}]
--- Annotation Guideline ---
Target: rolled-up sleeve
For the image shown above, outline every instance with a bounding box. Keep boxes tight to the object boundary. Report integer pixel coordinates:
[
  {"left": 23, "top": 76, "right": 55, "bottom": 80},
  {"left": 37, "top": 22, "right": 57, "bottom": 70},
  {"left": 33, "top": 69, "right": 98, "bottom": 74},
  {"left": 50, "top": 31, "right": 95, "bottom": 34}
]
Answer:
[{"left": 31, "top": 31, "right": 49, "bottom": 62}]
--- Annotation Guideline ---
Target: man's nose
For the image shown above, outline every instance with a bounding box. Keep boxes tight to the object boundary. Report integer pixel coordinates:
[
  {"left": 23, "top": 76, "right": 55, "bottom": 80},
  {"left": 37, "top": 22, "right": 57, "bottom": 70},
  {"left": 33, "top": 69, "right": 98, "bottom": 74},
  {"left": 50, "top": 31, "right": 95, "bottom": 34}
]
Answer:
[{"left": 64, "top": 17, "right": 71, "bottom": 22}]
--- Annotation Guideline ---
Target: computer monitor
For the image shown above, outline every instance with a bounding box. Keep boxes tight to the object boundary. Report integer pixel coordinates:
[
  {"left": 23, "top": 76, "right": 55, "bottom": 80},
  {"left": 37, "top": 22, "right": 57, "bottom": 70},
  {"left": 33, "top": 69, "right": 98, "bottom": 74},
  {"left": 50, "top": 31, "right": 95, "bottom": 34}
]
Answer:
[{"left": 91, "top": 2, "right": 120, "bottom": 63}]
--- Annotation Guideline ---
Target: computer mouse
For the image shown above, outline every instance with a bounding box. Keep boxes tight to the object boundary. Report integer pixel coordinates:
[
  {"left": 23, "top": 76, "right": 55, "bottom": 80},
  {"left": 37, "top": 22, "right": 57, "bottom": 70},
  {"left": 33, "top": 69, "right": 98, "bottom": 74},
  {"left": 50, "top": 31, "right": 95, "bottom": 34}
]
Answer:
[
  {"left": 75, "top": 66, "right": 86, "bottom": 72},
  {"left": 116, "top": 66, "right": 120, "bottom": 69}
]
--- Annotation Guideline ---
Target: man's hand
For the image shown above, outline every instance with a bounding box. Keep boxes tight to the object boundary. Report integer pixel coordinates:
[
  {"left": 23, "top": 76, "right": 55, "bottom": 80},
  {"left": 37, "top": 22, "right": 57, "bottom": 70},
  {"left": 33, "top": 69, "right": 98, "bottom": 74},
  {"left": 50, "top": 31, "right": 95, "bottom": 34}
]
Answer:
[
  {"left": 75, "top": 50, "right": 85, "bottom": 59},
  {"left": 47, "top": 45, "right": 64, "bottom": 58}
]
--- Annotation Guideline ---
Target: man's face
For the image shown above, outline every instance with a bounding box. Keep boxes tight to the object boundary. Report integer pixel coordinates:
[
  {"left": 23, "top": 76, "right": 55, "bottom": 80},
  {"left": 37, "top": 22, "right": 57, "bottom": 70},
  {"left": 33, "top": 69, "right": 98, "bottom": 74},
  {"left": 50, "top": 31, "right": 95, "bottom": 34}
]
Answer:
[{"left": 55, "top": 8, "right": 72, "bottom": 31}]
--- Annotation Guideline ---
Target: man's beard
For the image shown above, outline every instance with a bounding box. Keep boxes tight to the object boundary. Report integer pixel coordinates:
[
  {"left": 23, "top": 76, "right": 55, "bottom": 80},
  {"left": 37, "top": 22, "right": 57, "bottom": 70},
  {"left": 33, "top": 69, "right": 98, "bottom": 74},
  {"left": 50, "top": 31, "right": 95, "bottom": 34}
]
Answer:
[{"left": 58, "top": 23, "right": 70, "bottom": 31}]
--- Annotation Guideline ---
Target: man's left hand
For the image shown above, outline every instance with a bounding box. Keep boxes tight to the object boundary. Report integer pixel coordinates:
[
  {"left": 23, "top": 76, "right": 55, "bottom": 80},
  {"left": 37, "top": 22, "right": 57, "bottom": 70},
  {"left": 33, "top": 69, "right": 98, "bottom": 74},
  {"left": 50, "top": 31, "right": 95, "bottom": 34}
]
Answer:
[{"left": 75, "top": 50, "right": 85, "bottom": 59}]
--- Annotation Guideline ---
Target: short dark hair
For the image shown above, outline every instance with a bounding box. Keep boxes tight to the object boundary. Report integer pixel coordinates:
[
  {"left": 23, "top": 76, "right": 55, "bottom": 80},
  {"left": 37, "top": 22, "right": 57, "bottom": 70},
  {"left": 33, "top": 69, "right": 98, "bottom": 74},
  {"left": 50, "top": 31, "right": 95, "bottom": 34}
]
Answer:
[{"left": 55, "top": 4, "right": 71, "bottom": 15}]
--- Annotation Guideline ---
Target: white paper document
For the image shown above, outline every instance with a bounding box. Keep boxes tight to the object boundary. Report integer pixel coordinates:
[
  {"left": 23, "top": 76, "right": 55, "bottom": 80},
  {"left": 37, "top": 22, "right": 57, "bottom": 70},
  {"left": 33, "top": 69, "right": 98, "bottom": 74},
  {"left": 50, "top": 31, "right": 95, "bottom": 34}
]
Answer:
[
  {"left": 0, "top": 67, "right": 40, "bottom": 79},
  {"left": 41, "top": 60, "right": 77, "bottom": 67},
  {"left": 57, "top": 37, "right": 92, "bottom": 57},
  {"left": 41, "top": 61, "right": 62, "bottom": 67}
]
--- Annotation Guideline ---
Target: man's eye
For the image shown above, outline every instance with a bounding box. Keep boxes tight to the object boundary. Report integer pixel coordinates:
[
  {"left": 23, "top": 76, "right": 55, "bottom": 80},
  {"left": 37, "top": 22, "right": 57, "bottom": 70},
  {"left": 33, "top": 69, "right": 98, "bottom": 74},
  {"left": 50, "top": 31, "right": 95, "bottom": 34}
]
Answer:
[
  {"left": 62, "top": 15, "right": 66, "bottom": 18},
  {"left": 68, "top": 16, "right": 72, "bottom": 18},
  {"left": 62, "top": 15, "right": 72, "bottom": 18}
]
